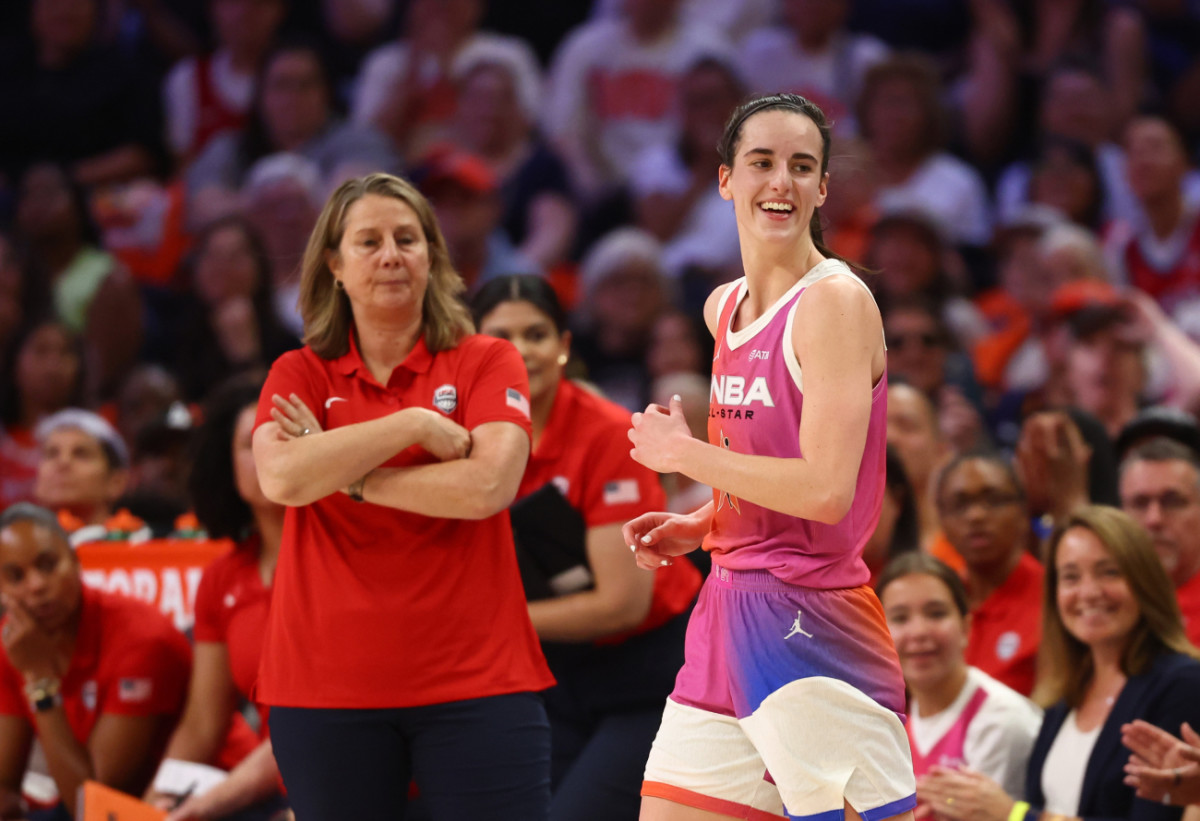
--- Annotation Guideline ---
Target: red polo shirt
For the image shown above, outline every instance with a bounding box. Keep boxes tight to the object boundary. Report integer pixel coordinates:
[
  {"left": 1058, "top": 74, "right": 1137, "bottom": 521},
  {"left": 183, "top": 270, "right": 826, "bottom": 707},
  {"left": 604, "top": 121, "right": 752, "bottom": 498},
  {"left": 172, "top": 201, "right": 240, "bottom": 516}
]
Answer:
[
  {"left": 517, "top": 380, "right": 700, "bottom": 636},
  {"left": 0, "top": 587, "right": 191, "bottom": 738},
  {"left": 253, "top": 334, "right": 553, "bottom": 708},
  {"left": 1176, "top": 571, "right": 1200, "bottom": 648},
  {"left": 964, "top": 552, "right": 1043, "bottom": 697},
  {"left": 193, "top": 538, "right": 272, "bottom": 731}
]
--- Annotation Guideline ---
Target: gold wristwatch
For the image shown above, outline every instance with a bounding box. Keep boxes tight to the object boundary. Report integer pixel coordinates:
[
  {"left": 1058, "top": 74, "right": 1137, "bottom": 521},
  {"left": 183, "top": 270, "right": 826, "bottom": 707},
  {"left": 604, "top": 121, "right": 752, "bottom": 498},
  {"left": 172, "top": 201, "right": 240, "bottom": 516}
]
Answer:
[{"left": 24, "top": 678, "right": 62, "bottom": 713}]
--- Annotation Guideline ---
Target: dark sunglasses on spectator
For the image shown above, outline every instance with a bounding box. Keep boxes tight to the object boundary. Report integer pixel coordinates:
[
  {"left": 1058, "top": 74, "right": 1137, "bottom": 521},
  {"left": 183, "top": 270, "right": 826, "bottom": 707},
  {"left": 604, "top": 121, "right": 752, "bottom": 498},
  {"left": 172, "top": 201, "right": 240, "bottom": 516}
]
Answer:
[{"left": 888, "top": 332, "right": 942, "bottom": 350}]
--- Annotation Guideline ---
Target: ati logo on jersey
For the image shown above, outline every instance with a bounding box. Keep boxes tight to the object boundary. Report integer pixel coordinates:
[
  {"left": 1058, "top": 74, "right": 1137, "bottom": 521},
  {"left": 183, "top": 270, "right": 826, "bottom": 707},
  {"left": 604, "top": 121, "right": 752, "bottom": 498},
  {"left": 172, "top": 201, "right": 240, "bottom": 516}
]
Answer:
[{"left": 710, "top": 375, "right": 775, "bottom": 407}]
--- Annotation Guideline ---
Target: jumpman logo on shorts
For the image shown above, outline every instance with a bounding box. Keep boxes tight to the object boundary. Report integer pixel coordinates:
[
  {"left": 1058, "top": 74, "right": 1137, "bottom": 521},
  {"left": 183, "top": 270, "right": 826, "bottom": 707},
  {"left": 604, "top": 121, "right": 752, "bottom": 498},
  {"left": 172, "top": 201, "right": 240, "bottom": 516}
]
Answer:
[{"left": 784, "top": 609, "right": 813, "bottom": 640}]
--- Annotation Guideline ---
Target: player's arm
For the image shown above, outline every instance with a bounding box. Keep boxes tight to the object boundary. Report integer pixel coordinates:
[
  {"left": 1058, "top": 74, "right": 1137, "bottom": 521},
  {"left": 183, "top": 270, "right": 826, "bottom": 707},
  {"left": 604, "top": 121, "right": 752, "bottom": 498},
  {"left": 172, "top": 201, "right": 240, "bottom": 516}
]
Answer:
[
  {"left": 0, "top": 715, "right": 31, "bottom": 820},
  {"left": 631, "top": 276, "right": 880, "bottom": 524},
  {"left": 360, "top": 420, "right": 530, "bottom": 520}
]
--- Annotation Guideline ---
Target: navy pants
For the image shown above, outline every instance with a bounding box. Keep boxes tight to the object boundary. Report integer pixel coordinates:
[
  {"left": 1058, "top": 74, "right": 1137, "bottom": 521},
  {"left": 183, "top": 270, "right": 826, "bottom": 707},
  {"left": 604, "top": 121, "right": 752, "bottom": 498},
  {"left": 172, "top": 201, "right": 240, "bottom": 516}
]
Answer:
[{"left": 270, "top": 692, "right": 551, "bottom": 821}]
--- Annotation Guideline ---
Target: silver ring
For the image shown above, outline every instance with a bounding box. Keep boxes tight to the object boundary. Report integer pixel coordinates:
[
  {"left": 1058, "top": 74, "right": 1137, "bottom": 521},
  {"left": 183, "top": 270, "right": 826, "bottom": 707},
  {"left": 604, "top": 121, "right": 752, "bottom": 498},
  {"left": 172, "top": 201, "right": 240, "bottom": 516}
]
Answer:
[{"left": 301, "top": 428, "right": 311, "bottom": 436}]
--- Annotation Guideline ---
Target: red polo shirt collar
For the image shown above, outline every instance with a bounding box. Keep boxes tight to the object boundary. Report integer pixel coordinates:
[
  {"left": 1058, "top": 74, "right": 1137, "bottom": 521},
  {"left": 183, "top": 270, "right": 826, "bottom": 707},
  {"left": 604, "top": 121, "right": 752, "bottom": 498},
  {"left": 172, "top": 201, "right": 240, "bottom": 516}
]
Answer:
[{"left": 333, "top": 329, "right": 434, "bottom": 382}]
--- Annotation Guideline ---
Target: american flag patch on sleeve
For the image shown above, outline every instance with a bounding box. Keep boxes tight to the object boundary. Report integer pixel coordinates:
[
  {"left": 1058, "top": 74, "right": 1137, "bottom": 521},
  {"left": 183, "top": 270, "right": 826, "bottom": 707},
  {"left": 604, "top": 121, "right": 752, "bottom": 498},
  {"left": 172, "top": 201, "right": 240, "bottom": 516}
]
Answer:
[
  {"left": 506, "top": 388, "right": 531, "bottom": 419},
  {"left": 603, "top": 479, "right": 640, "bottom": 505},
  {"left": 118, "top": 678, "right": 153, "bottom": 703}
]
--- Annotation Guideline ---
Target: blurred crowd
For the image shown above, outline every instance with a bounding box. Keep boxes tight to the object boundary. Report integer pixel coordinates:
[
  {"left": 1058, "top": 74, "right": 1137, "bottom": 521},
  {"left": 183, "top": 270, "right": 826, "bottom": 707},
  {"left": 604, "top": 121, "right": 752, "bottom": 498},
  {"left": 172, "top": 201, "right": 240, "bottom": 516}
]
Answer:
[{"left": 5, "top": 0, "right": 1200, "bottom": 818}]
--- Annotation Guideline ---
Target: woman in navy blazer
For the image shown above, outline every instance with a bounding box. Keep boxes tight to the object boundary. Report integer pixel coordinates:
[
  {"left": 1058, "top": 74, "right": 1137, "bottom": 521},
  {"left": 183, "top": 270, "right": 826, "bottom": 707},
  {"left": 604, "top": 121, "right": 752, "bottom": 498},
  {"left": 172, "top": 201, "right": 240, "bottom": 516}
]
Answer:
[{"left": 917, "top": 505, "right": 1200, "bottom": 821}]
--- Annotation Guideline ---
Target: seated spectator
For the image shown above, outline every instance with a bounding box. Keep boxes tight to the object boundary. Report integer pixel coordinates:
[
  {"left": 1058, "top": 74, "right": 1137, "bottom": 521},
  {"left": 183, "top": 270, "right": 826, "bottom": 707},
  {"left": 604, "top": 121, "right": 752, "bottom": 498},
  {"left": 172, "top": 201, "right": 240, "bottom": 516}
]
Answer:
[
  {"left": 14, "top": 163, "right": 143, "bottom": 399},
  {"left": 883, "top": 298, "right": 988, "bottom": 453},
  {"left": 0, "top": 321, "right": 84, "bottom": 512},
  {"left": 187, "top": 38, "right": 397, "bottom": 221},
  {"left": 471, "top": 276, "right": 700, "bottom": 821},
  {"left": 146, "top": 378, "right": 286, "bottom": 820},
  {"left": 856, "top": 54, "right": 992, "bottom": 248},
  {"left": 630, "top": 55, "right": 744, "bottom": 284},
  {"left": 737, "top": 0, "right": 889, "bottom": 135},
  {"left": 878, "top": 552, "right": 1041, "bottom": 800},
  {"left": 447, "top": 39, "right": 577, "bottom": 271},
  {"left": 239, "top": 154, "right": 324, "bottom": 338},
  {"left": 111, "top": 367, "right": 195, "bottom": 536},
  {"left": 936, "top": 452, "right": 1042, "bottom": 695},
  {"left": 162, "top": 0, "right": 285, "bottom": 164},
  {"left": 541, "top": 0, "right": 729, "bottom": 198},
  {"left": 995, "top": 63, "right": 1147, "bottom": 228},
  {"left": 412, "top": 146, "right": 541, "bottom": 292},
  {"left": 170, "top": 216, "right": 299, "bottom": 402},
  {"left": 0, "top": 503, "right": 191, "bottom": 818},
  {"left": 864, "top": 446, "right": 920, "bottom": 586},
  {"left": 1056, "top": 288, "right": 1200, "bottom": 439},
  {"left": 886, "top": 382, "right": 951, "bottom": 555},
  {"left": 918, "top": 506, "right": 1200, "bottom": 821},
  {"left": 1120, "top": 437, "right": 1200, "bottom": 646},
  {"left": 570, "top": 228, "right": 672, "bottom": 411},
  {"left": 821, "top": 137, "right": 880, "bottom": 264},
  {"left": 0, "top": 0, "right": 164, "bottom": 187},
  {"left": 1105, "top": 116, "right": 1200, "bottom": 336},
  {"left": 1026, "top": 136, "right": 1106, "bottom": 232},
  {"left": 32, "top": 409, "right": 148, "bottom": 545},
  {"left": 867, "top": 208, "right": 982, "bottom": 346},
  {"left": 971, "top": 209, "right": 1070, "bottom": 396},
  {"left": 352, "top": 0, "right": 536, "bottom": 158}
]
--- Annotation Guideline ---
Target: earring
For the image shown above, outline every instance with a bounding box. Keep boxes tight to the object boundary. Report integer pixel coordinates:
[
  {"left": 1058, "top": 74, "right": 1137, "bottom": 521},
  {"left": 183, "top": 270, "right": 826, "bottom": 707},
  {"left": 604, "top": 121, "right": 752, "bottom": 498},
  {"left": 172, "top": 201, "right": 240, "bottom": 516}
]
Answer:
[
  {"left": 557, "top": 353, "right": 569, "bottom": 366},
  {"left": 333, "top": 278, "right": 344, "bottom": 291}
]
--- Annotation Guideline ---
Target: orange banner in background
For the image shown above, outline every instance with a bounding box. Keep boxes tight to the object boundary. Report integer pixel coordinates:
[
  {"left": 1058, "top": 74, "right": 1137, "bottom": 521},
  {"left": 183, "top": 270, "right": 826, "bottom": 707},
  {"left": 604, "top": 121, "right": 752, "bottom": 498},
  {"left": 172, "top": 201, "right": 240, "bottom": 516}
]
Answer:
[{"left": 77, "top": 539, "right": 232, "bottom": 632}]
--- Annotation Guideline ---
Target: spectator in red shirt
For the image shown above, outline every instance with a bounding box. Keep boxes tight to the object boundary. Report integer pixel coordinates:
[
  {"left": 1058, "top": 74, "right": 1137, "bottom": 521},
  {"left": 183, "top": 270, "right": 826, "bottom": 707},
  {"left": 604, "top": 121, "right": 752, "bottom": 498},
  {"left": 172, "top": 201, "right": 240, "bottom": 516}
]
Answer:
[
  {"left": 146, "top": 376, "right": 286, "bottom": 821},
  {"left": 251, "top": 172, "right": 552, "bottom": 820},
  {"left": 1120, "top": 437, "right": 1200, "bottom": 648},
  {"left": 936, "top": 452, "right": 1043, "bottom": 696},
  {"left": 0, "top": 503, "right": 191, "bottom": 819},
  {"left": 472, "top": 275, "right": 701, "bottom": 820}
]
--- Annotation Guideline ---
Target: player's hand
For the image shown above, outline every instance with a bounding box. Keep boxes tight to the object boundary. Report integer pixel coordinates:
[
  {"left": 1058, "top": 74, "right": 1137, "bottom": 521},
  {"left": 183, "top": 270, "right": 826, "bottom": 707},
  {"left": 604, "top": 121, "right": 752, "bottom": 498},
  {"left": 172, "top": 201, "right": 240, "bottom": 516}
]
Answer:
[
  {"left": 271, "top": 394, "right": 323, "bottom": 439},
  {"left": 623, "top": 510, "right": 708, "bottom": 570},
  {"left": 629, "top": 395, "right": 693, "bottom": 474}
]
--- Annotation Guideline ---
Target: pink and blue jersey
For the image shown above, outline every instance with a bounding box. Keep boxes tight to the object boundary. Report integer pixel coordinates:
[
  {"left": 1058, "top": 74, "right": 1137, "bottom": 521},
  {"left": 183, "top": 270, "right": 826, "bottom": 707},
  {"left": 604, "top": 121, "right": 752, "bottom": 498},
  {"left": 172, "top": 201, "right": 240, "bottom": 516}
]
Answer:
[
  {"left": 646, "top": 262, "right": 914, "bottom": 821},
  {"left": 703, "top": 259, "right": 888, "bottom": 589}
]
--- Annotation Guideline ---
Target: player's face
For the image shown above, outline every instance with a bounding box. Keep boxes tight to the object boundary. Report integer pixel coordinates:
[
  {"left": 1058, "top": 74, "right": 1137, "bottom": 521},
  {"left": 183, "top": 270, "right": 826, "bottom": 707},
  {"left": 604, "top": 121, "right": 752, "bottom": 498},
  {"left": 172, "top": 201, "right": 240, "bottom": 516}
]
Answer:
[
  {"left": 0, "top": 521, "right": 82, "bottom": 632},
  {"left": 330, "top": 194, "right": 431, "bottom": 321},
  {"left": 718, "top": 110, "right": 828, "bottom": 249},
  {"left": 477, "top": 300, "right": 569, "bottom": 405},
  {"left": 1055, "top": 526, "right": 1140, "bottom": 653},
  {"left": 882, "top": 572, "right": 968, "bottom": 694}
]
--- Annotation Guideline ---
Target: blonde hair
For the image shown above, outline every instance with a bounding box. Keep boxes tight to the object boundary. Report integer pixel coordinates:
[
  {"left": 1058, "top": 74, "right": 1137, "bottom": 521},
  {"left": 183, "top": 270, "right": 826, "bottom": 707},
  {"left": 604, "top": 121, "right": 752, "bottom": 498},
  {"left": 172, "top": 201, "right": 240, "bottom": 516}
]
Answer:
[
  {"left": 1033, "top": 505, "right": 1199, "bottom": 708},
  {"left": 298, "top": 173, "right": 474, "bottom": 358}
]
